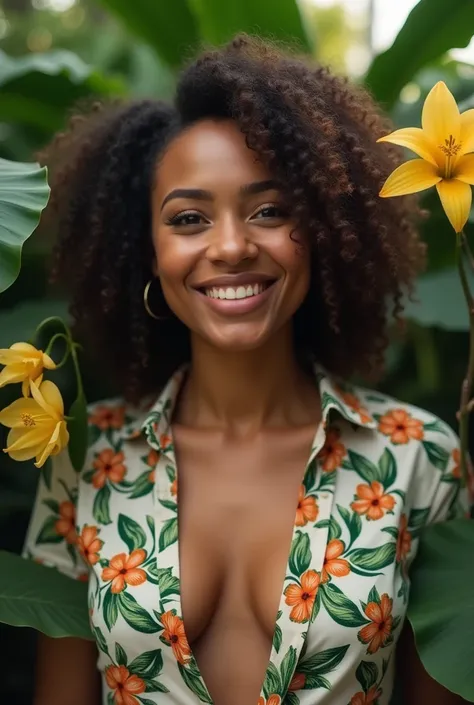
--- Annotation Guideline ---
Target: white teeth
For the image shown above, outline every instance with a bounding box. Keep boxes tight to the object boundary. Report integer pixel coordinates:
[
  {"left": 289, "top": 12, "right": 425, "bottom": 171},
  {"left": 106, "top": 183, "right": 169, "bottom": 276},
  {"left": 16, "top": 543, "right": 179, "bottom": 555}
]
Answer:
[{"left": 203, "top": 282, "right": 270, "bottom": 300}]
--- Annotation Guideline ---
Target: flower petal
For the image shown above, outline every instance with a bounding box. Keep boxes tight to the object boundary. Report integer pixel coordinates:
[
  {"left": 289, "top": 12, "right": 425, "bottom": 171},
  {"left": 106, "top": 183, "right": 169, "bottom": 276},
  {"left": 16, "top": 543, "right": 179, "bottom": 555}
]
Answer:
[
  {"left": 0, "top": 343, "right": 38, "bottom": 364},
  {"left": 379, "top": 159, "right": 441, "bottom": 198},
  {"left": 42, "top": 352, "right": 57, "bottom": 370},
  {"left": 35, "top": 440, "right": 57, "bottom": 468},
  {"left": 5, "top": 426, "right": 50, "bottom": 452},
  {"left": 436, "top": 179, "right": 472, "bottom": 233},
  {"left": 377, "top": 127, "right": 439, "bottom": 167},
  {"left": 422, "top": 81, "right": 460, "bottom": 154},
  {"left": 0, "top": 398, "right": 45, "bottom": 428},
  {"left": 460, "top": 109, "right": 474, "bottom": 155},
  {"left": 29, "top": 379, "right": 58, "bottom": 418},
  {"left": 39, "top": 380, "right": 64, "bottom": 416},
  {"left": 454, "top": 154, "right": 474, "bottom": 185},
  {"left": 0, "top": 364, "right": 28, "bottom": 386}
]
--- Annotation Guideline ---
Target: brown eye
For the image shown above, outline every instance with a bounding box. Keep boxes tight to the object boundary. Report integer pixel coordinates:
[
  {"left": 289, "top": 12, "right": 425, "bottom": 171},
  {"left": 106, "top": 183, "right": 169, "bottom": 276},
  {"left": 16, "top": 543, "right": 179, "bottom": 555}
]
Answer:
[
  {"left": 252, "top": 205, "right": 287, "bottom": 220},
  {"left": 166, "top": 212, "right": 207, "bottom": 227}
]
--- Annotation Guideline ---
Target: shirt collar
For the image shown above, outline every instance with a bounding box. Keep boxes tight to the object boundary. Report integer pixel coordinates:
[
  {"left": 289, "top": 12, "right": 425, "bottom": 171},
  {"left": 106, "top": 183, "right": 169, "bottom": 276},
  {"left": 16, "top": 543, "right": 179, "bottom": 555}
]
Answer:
[{"left": 121, "top": 363, "right": 376, "bottom": 447}]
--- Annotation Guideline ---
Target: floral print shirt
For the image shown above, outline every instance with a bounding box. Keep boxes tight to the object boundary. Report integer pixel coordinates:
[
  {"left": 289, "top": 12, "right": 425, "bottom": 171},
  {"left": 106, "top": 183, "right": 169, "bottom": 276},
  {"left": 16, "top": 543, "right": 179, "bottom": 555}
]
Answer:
[{"left": 23, "top": 365, "right": 464, "bottom": 705}]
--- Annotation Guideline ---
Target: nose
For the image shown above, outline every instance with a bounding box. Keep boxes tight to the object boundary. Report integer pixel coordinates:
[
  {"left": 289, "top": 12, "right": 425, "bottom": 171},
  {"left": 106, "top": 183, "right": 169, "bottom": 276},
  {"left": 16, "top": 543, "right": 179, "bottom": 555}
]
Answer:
[{"left": 206, "top": 215, "right": 258, "bottom": 266}]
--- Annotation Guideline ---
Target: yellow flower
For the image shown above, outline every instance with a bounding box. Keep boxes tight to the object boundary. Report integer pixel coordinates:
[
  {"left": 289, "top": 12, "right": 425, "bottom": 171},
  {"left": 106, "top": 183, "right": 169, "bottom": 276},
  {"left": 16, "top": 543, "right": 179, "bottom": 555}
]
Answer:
[
  {"left": 0, "top": 342, "right": 56, "bottom": 397},
  {"left": 0, "top": 379, "right": 69, "bottom": 468},
  {"left": 378, "top": 81, "right": 474, "bottom": 233}
]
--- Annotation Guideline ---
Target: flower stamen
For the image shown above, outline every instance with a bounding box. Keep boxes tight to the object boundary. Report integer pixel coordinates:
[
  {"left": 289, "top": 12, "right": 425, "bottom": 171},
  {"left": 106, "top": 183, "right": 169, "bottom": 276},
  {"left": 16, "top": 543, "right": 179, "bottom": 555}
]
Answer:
[
  {"left": 439, "top": 134, "right": 462, "bottom": 177},
  {"left": 21, "top": 413, "right": 36, "bottom": 427}
]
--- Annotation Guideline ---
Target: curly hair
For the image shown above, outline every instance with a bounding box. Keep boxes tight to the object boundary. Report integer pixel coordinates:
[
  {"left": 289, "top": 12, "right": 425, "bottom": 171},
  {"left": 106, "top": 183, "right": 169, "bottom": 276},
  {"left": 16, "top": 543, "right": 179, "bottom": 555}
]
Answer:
[{"left": 41, "top": 35, "right": 425, "bottom": 404}]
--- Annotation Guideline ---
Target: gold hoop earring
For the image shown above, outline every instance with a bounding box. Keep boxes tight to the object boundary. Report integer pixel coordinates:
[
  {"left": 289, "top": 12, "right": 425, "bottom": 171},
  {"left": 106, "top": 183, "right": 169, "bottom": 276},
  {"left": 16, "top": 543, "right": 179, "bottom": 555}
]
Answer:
[{"left": 144, "top": 279, "right": 167, "bottom": 320}]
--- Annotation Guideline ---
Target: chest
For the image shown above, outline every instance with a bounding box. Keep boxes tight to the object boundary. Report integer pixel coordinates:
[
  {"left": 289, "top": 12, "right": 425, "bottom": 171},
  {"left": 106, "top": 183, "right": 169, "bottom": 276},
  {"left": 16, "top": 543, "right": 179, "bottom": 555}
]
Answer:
[{"left": 173, "top": 428, "right": 317, "bottom": 642}]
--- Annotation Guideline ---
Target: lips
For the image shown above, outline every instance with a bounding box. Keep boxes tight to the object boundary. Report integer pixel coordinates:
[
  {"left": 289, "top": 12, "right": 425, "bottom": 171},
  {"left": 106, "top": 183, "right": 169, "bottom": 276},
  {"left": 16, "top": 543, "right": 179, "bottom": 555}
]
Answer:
[
  {"left": 193, "top": 277, "right": 278, "bottom": 316},
  {"left": 204, "top": 282, "right": 270, "bottom": 300}
]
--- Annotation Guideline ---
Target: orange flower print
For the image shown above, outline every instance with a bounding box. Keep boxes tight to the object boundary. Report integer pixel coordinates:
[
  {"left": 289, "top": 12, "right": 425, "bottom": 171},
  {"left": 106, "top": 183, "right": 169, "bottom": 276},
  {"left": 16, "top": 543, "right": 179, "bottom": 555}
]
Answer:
[
  {"left": 105, "top": 664, "right": 145, "bottom": 705},
  {"left": 295, "top": 485, "right": 318, "bottom": 526},
  {"left": 396, "top": 513, "right": 412, "bottom": 563},
  {"left": 359, "top": 593, "right": 393, "bottom": 654},
  {"left": 258, "top": 697, "right": 281, "bottom": 705},
  {"left": 92, "top": 449, "right": 126, "bottom": 489},
  {"left": 378, "top": 408, "right": 424, "bottom": 444},
  {"left": 77, "top": 525, "right": 103, "bottom": 565},
  {"left": 54, "top": 500, "right": 77, "bottom": 544},
  {"left": 351, "top": 481, "right": 395, "bottom": 521},
  {"left": 284, "top": 570, "right": 320, "bottom": 623},
  {"left": 146, "top": 449, "right": 160, "bottom": 467},
  {"left": 321, "top": 539, "right": 350, "bottom": 582},
  {"left": 452, "top": 448, "right": 461, "bottom": 479},
  {"left": 160, "top": 611, "right": 192, "bottom": 664},
  {"left": 341, "top": 390, "right": 373, "bottom": 424},
  {"left": 318, "top": 428, "right": 347, "bottom": 473},
  {"left": 160, "top": 434, "right": 172, "bottom": 450},
  {"left": 350, "top": 686, "right": 382, "bottom": 705},
  {"left": 170, "top": 478, "right": 178, "bottom": 496},
  {"left": 102, "top": 549, "right": 147, "bottom": 593},
  {"left": 88, "top": 404, "right": 125, "bottom": 431},
  {"left": 289, "top": 673, "right": 306, "bottom": 691}
]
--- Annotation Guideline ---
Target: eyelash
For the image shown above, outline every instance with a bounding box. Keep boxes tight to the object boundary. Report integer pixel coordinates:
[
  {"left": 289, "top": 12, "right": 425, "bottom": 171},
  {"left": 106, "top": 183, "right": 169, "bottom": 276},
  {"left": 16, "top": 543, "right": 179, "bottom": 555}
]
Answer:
[{"left": 165, "top": 204, "right": 287, "bottom": 227}]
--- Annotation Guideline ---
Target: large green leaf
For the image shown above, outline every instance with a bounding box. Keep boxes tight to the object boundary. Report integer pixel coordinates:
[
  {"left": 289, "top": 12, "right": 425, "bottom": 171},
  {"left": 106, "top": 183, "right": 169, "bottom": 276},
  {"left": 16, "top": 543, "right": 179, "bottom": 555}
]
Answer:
[
  {"left": 365, "top": 0, "right": 474, "bottom": 108},
  {"left": 405, "top": 267, "right": 469, "bottom": 331},
  {"left": 98, "top": 0, "right": 200, "bottom": 67},
  {"left": 0, "top": 49, "right": 124, "bottom": 134},
  {"left": 0, "top": 158, "right": 50, "bottom": 293},
  {"left": 188, "top": 0, "right": 312, "bottom": 51},
  {"left": 0, "top": 550, "right": 92, "bottom": 639},
  {"left": 408, "top": 518, "right": 474, "bottom": 701}
]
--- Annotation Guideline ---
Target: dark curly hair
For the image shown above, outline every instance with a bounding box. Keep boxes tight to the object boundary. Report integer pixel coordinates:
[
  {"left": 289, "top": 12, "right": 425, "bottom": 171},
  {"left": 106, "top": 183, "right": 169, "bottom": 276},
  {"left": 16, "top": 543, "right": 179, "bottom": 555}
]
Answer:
[{"left": 41, "top": 35, "right": 426, "bottom": 404}]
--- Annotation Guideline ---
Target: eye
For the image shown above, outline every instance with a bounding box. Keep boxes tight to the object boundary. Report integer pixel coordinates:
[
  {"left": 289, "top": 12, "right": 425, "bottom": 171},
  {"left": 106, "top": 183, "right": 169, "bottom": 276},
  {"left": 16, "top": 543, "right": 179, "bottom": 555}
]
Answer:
[
  {"left": 251, "top": 205, "right": 288, "bottom": 220},
  {"left": 165, "top": 211, "right": 208, "bottom": 227}
]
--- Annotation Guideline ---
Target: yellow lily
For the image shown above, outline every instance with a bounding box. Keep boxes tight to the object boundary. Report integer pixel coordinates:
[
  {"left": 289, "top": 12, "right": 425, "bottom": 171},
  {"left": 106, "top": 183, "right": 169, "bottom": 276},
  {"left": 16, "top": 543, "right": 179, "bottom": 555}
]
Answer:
[
  {"left": 0, "top": 379, "right": 69, "bottom": 468},
  {"left": 378, "top": 81, "right": 474, "bottom": 233},
  {"left": 0, "top": 342, "right": 56, "bottom": 397}
]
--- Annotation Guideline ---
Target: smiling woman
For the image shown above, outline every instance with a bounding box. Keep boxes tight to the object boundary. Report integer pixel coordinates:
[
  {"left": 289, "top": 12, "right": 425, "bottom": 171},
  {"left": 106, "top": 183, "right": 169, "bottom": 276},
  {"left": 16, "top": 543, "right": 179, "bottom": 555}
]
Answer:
[{"left": 22, "top": 34, "right": 465, "bottom": 705}]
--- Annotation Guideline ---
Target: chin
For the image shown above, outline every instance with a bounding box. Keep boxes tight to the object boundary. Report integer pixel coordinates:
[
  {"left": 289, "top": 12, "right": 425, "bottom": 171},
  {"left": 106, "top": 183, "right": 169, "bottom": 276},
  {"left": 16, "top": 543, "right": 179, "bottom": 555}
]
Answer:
[{"left": 204, "top": 323, "right": 275, "bottom": 352}]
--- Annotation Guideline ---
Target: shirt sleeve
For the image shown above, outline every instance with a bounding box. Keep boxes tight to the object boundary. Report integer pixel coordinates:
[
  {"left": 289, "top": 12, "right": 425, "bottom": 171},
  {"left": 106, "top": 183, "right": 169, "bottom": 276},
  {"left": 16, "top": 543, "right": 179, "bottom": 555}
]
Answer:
[
  {"left": 418, "top": 419, "right": 467, "bottom": 525},
  {"left": 22, "top": 448, "right": 87, "bottom": 581}
]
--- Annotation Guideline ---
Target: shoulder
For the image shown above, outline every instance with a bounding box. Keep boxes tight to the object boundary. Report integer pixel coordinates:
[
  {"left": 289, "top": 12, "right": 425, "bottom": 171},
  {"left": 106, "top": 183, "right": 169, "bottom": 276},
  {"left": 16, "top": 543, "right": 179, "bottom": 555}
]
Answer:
[
  {"left": 354, "top": 383, "right": 458, "bottom": 448},
  {"left": 86, "top": 395, "right": 151, "bottom": 443}
]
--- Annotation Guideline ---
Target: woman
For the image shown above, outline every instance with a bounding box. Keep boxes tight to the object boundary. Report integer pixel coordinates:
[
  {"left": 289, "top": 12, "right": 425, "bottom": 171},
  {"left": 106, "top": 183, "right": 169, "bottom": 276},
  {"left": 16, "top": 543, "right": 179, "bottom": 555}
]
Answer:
[{"left": 23, "top": 36, "right": 464, "bottom": 705}]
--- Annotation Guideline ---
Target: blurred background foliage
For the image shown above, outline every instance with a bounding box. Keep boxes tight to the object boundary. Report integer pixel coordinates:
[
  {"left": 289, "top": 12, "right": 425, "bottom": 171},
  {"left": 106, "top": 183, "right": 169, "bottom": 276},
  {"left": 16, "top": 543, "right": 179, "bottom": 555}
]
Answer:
[{"left": 1, "top": 0, "right": 474, "bottom": 701}]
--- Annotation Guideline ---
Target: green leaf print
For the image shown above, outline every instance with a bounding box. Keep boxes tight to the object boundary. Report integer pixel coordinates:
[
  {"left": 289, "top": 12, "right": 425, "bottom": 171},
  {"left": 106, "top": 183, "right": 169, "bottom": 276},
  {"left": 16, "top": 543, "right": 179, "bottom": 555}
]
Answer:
[
  {"left": 348, "top": 543, "right": 396, "bottom": 572},
  {"left": 280, "top": 646, "right": 298, "bottom": 694},
  {"left": 178, "top": 662, "right": 212, "bottom": 703},
  {"left": 129, "top": 649, "right": 164, "bottom": 678},
  {"left": 36, "top": 516, "right": 62, "bottom": 544},
  {"left": 88, "top": 424, "right": 101, "bottom": 446},
  {"left": 347, "top": 451, "right": 379, "bottom": 484},
  {"left": 327, "top": 517, "right": 342, "bottom": 541},
  {"left": 273, "top": 623, "right": 283, "bottom": 653},
  {"left": 82, "top": 469, "right": 95, "bottom": 483},
  {"left": 303, "top": 458, "right": 317, "bottom": 494},
  {"left": 165, "top": 464, "right": 176, "bottom": 483},
  {"left": 356, "top": 661, "right": 379, "bottom": 691},
  {"left": 128, "top": 471, "right": 154, "bottom": 499},
  {"left": 139, "top": 697, "right": 165, "bottom": 704},
  {"left": 103, "top": 591, "right": 119, "bottom": 631},
  {"left": 283, "top": 693, "right": 300, "bottom": 705},
  {"left": 159, "top": 499, "right": 178, "bottom": 512},
  {"left": 304, "top": 674, "right": 331, "bottom": 689},
  {"left": 118, "top": 591, "right": 161, "bottom": 634},
  {"left": 408, "top": 507, "right": 431, "bottom": 532},
  {"left": 367, "top": 586, "right": 381, "bottom": 605},
  {"left": 378, "top": 449, "right": 397, "bottom": 488},
  {"left": 115, "top": 643, "right": 128, "bottom": 666},
  {"left": 107, "top": 692, "right": 115, "bottom": 705},
  {"left": 262, "top": 661, "right": 282, "bottom": 698},
  {"left": 288, "top": 531, "right": 311, "bottom": 577},
  {"left": 42, "top": 498, "right": 60, "bottom": 514},
  {"left": 118, "top": 514, "right": 147, "bottom": 552},
  {"left": 143, "top": 679, "right": 169, "bottom": 693},
  {"left": 422, "top": 440, "right": 450, "bottom": 471},
  {"left": 423, "top": 419, "right": 449, "bottom": 435},
  {"left": 337, "top": 505, "right": 362, "bottom": 546},
  {"left": 41, "top": 458, "right": 53, "bottom": 491},
  {"left": 93, "top": 626, "right": 108, "bottom": 654},
  {"left": 298, "top": 644, "right": 350, "bottom": 675},
  {"left": 158, "top": 517, "right": 178, "bottom": 552},
  {"left": 93, "top": 485, "right": 112, "bottom": 525},
  {"left": 146, "top": 515, "right": 155, "bottom": 534},
  {"left": 320, "top": 584, "right": 368, "bottom": 627}
]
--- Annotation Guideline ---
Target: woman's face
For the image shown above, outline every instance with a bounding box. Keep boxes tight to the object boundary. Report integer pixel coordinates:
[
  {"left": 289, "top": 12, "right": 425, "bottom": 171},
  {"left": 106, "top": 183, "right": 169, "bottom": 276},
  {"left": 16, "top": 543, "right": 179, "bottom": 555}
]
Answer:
[{"left": 152, "top": 119, "right": 310, "bottom": 352}]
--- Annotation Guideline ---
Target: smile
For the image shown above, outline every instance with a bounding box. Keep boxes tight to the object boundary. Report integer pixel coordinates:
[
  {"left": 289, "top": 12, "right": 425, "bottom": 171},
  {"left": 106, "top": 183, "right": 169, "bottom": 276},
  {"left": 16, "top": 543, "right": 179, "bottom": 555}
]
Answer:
[{"left": 203, "top": 282, "right": 270, "bottom": 300}]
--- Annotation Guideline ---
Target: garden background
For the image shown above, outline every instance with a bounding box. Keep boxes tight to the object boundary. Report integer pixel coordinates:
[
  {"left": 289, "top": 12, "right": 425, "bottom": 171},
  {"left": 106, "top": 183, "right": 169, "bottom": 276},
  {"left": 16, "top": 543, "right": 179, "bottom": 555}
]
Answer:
[{"left": 1, "top": 0, "right": 473, "bottom": 702}]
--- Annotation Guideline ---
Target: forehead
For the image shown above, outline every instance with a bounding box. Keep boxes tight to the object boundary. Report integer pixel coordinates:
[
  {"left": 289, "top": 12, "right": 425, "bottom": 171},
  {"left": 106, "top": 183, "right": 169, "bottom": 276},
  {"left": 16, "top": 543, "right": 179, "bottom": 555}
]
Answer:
[{"left": 155, "top": 119, "right": 272, "bottom": 192}]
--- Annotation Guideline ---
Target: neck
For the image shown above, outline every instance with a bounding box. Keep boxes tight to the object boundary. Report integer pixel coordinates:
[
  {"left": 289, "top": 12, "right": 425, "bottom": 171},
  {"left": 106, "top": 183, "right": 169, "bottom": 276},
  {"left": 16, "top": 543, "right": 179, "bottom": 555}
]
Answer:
[{"left": 177, "top": 326, "right": 320, "bottom": 433}]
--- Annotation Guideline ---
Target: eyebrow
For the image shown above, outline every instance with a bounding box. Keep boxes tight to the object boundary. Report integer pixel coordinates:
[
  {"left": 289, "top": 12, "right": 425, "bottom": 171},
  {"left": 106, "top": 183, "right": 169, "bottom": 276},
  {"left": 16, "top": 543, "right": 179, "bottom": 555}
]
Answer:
[{"left": 160, "top": 179, "right": 281, "bottom": 211}]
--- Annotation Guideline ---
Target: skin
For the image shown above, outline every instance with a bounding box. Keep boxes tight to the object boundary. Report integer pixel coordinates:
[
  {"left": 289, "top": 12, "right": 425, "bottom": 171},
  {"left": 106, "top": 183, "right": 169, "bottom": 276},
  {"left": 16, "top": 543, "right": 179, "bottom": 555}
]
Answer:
[{"left": 34, "top": 119, "right": 463, "bottom": 705}]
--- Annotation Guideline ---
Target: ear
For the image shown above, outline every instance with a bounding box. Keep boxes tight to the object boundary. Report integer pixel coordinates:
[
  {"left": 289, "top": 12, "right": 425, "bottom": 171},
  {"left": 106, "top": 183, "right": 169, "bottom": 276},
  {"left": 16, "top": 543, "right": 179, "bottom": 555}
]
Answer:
[{"left": 151, "top": 257, "right": 159, "bottom": 278}]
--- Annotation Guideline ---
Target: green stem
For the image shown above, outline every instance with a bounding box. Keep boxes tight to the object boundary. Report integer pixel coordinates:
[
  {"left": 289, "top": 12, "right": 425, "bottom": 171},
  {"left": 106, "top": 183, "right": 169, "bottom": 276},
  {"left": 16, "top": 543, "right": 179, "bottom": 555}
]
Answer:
[
  {"left": 456, "top": 231, "right": 474, "bottom": 489},
  {"left": 44, "top": 333, "right": 70, "bottom": 368}
]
